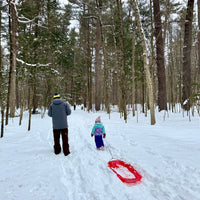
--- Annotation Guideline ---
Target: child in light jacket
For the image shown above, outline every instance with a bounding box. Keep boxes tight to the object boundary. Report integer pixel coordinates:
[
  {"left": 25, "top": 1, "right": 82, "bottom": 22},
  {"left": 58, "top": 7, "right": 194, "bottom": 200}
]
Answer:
[{"left": 91, "top": 116, "right": 106, "bottom": 150}]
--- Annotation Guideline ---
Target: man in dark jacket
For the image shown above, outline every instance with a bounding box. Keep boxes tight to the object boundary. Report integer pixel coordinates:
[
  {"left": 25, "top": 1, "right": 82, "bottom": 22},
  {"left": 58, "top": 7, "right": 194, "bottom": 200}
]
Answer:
[{"left": 48, "top": 93, "right": 71, "bottom": 156}]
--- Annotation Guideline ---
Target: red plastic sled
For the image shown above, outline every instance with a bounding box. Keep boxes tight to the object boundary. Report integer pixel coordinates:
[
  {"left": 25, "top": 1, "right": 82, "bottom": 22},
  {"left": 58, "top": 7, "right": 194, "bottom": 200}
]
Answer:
[{"left": 108, "top": 160, "right": 142, "bottom": 184}]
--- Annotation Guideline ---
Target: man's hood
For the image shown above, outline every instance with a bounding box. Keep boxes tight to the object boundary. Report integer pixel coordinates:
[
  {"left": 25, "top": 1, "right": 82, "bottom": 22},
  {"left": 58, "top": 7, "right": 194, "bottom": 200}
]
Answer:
[{"left": 53, "top": 99, "right": 63, "bottom": 105}]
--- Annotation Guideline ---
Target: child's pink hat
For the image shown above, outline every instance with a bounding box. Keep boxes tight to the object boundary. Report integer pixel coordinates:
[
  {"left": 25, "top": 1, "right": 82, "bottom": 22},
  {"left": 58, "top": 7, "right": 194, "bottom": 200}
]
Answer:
[{"left": 95, "top": 116, "right": 101, "bottom": 123}]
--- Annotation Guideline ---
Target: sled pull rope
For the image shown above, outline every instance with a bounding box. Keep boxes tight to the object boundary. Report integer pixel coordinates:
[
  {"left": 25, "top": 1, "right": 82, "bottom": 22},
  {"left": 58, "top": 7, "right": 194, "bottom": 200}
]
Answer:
[{"left": 107, "top": 143, "right": 114, "bottom": 160}]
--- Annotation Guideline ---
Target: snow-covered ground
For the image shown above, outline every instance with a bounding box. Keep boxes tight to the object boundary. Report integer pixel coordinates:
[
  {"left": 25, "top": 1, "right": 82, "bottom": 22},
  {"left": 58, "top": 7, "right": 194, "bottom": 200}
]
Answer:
[{"left": 0, "top": 106, "right": 199, "bottom": 200}]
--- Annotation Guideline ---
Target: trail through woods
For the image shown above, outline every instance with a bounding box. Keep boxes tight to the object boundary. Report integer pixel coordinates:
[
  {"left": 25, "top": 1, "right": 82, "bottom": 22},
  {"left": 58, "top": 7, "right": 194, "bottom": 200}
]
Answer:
[{"left": 0, "top": 107, "right": 200, "bottom": 200}]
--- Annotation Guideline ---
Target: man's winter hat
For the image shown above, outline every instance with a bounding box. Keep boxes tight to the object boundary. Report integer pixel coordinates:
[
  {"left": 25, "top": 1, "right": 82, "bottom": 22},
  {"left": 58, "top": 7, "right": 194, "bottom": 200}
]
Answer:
[
  {"left": 95, "top": 116, "right": 101, "bottom": 123},
  {"left": 53, "top": 93, "right": 60, "bottom": 99}
]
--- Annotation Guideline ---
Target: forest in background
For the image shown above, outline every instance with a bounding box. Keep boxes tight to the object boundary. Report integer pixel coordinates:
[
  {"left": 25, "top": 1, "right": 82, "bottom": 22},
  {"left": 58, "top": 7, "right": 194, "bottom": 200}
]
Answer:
[{"left": 0, "top": 0, "right": 199, "bottom": 136}]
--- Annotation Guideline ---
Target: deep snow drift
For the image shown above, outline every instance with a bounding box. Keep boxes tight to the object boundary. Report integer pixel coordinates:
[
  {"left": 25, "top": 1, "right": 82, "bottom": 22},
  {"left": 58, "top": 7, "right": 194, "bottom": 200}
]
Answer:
[{"left": 0, "top": 106, "right": 199, "bottom": 200}]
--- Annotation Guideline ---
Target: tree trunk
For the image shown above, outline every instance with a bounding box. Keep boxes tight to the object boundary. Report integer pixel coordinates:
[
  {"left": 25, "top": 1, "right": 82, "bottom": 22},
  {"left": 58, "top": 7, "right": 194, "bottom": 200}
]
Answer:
[
  {"left": 82, "top": 4, "right": 92, "bottom": 111},
  {"left": 116, "top": 0, "right": 127, "bottom": 122},
  {"left": 0, "top": 2, "right": 4, "bottom": 137},
  {"left": 142, "top": 80, "right": 145, "bottom": 113},
  {"left": 0, "top": 2, "right": 1, "bottom": 93},
  {"left": 153, "top": 0, "right": 167, "bottom": 111},
  {"left": 198, "top": 0, "right": 200, "bottom": 74},
  {"left": 150, "top": 0, "right": 156, "bottom": 106},
  {"left": 132, "top": 22, "right": 136, "bottom": 116},
  {"left": 168, "top": 25, "right": 176, "bottom": 112},
  {"left": 32, "top": 65, "right": 38, "bottom": 114},
  {"left": 32, "top": 18, "right": 39, "bottom": 114},
  {"left": 182, "top": 0, "right": 194, "bottom": 111},
  {"left": 19, "top": 78, "right": 25, "bottom": 126},
  {"left": 28, "top": 88, "right": 33, "bottom": 131},
  {"left": 95, "top": 0, "right": 102, "bottom": 111},
  {"left": 132, "top": 0, "right": 156, "bottom": 125},
  {"left": 112, "top": 71, "right": 118, "bottom": 105},
  {"left": 5, "top": 4, "right": 12, "bottom": 125},
  {"left": 1, "top": 109, "right": 4, "bottom": 138},
  {"left": 109, "top": 2, "right": 119, "bottom": 106},
  {"left": 102, "top": 38, "right": 110, "bottom": 114},
  {"left": 9, "top": 1, "right": 18, "bottom": 118},
  {"left": 86, "top": 22, "right": 92, "bottom": 111}
]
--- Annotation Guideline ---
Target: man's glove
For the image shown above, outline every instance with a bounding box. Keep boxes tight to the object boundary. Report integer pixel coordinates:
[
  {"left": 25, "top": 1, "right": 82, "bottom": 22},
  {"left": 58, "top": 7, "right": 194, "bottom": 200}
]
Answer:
[
  {"left": 103, "top": 134, "right": 106, "bottom": 138},
  {"left": 91, "top": 134, "right": 94, "bottom": 137}
]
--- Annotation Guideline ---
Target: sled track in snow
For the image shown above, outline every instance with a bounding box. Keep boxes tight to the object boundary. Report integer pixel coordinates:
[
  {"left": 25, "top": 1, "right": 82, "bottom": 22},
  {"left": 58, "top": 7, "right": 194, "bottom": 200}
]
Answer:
[{"left": 136, "top": 144, "right": 200, "bottom": 200}]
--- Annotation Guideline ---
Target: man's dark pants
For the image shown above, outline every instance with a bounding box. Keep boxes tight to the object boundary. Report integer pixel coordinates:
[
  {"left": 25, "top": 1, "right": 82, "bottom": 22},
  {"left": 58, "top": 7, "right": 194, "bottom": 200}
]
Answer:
[{"left": 53, "top": 128, "right": 70, "bottom": 156}]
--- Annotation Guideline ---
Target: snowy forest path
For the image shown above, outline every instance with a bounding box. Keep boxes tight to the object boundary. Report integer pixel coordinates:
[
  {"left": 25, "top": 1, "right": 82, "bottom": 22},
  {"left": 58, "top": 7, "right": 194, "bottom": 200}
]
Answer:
[
  {"left": 64, "top": 109, "right": 120, "bottom": 199},
  {"left": 0, "top": 108, "right": 200, "bottom": 200}
]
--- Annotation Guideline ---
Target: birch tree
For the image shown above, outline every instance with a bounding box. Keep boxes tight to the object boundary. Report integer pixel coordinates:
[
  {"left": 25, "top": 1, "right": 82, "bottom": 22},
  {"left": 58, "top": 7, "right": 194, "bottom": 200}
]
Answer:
[{"left": 132, "top": 0, "right": 156, "bottom": 125}]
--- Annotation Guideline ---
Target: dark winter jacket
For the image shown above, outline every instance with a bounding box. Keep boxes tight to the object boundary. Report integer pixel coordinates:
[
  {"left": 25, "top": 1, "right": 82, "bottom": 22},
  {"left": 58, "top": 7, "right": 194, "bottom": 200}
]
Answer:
[{"left": 48, "top": 98, "right": 71, "bottom": 129}]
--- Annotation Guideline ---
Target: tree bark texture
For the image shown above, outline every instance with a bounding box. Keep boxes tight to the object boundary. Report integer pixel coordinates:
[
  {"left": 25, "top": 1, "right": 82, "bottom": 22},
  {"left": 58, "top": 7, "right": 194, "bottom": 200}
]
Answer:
[
  {"left": 116, "top": 0, "right": 127, "bottom": 122},
  {"left": 5, "top": 5, "right": 12, "bottom": 125},
  {"left": 82, "top": 4, "right": 92, "bottom": 111},
  {"left": 86, "top": 22, "right": 92, "bottom": 111},
  {"left": 153, "top": 0, "right": 167, "bottom": 111},
  {"left": 102, "top": 36, "right": 111, "bottom": 114},
  {"left": 0, "top": 2, "right": 4, "bottom": 137},
  {"left": 9, "top": 1, "right": 18, "bottom": 118},
  {"left": 28, "top": 87, "right": 33, "bottom": 131},
  {"left": 198, "top": 0, "right": 200, "bottom": 74},
  {"left": 182, "top": 0, "right": 194, "bottom": 111},
  {"left": 132, "top": 25, "right": 136, "bottom": 117},
  {"left": 95, "top": 0, "right": 102, "bottom": 111}
]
